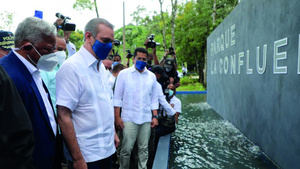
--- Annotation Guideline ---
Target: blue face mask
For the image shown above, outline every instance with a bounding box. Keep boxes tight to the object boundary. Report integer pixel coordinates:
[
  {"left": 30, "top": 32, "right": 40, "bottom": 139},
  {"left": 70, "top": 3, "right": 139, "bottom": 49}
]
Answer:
[
  {"left": 112, "top": 62, "right": 119, "bottom": 67},
  {"left": 92, "top": 40, "right": 112, "bottom": 60},
  {"left": 135, "top": 60, "right": 147, "bottom": 71},
  {"left": 169, "top": 89, "right": 174, "bottom": 97}
]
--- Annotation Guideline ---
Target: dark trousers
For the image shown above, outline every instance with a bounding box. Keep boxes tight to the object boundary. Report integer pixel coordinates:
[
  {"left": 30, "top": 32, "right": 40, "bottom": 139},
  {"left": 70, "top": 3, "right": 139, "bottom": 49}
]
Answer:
[{"left": 68, "top": 155, "right": 112, "bottom": 169}]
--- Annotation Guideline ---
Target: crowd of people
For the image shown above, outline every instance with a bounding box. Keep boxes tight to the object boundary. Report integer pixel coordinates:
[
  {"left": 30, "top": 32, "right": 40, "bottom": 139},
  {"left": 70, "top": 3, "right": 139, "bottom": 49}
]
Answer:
[{"left": 0, "top": 16, "right": 181, "bottom": 169}]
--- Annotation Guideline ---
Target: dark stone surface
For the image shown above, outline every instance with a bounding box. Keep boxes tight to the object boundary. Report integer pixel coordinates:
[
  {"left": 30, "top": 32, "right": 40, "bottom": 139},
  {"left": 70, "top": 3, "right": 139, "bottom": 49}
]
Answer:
[{"left": 207, "top": 0, "right": 300, "bottom": 169}]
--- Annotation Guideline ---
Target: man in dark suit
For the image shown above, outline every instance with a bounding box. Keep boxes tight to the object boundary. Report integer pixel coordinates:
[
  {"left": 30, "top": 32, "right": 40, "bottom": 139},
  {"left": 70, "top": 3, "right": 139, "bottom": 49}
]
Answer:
[
  {"left": 0, "top": 66, "right": 34, "bottom": 169},
  {"left": 0, "top": 17, "right": 62, "bottom": 169}
]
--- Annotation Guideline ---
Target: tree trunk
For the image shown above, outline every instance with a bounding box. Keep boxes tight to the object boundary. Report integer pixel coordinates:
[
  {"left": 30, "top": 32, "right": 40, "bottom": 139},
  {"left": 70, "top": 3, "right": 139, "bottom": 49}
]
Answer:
[
  {"left": 94, "top": 0, "right": 99, "bottom": 18},
  {"left": 158, "top": 0, "right": 167, "bottom": 50},
  {"left": 122, "top": 1, "right": 126, "bottom": 61},
  {"left": 212, "top": 0, "right": 216, "bottom": 26},
  {"left": 170, "top": 0, "right": 178, "bottom": 49}
]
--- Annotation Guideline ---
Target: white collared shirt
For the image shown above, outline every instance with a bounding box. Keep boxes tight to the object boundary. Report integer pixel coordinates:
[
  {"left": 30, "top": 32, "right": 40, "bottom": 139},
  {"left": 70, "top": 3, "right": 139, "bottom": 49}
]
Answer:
[
  {"left": 154, "top": 81, "right": 176, "bottom": 116},
  {"left": 170, "top": 96, "right": 182, "bottom": 113},
  {"left": 66, "top": 41, "right": 76, "bottom": 57},
  {"left": 56, "top": 47, "right": 115, "bottom": 162},
  {"left": 13, "top": 50, "right": 57, "bottom": 136},
  {"left": 113, "top": 66, "right": 159, "bottom": 124}
]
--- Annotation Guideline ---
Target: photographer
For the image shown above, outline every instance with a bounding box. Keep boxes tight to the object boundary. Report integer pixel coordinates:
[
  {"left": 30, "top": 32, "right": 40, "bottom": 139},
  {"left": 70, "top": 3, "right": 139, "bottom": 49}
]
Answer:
[
  {"left": 162, "top": 57, "right": 180, "bottom": 89},
  {"left": 111, "top": 40, "right": 122, "bottom": 66},
  {"left": 54, "top": 13, "right": 76, "bottom": 57},
  {"left": 125, "top": 49, "right": 133, "bottom": 68},
  {"left": 144, "top": 34, "right": 160, "bottom": 70}
]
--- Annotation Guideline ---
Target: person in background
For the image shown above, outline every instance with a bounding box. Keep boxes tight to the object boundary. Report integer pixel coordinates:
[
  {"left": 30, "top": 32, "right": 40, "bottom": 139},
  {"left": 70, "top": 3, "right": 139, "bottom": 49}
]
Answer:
[
  {"left": 144, "top": 38, "right": 159, "bottom": 71},
  {"left": 0, "top": 30, "right": 14, "bottom": 57},
  {"left": 182, "top": 64, "right": 187, "bottom": 76},
  {"left": 108, "top": 63, "right": 126, "bottom": 91},
  {"left": 56, "top": 18, "right": 119, "bottom": 169},
  {"left": 0, "top": 17, "right": 62, "bottom": 169},
  {"left": 0, "top": 66, "right": 34, "bottom": 169},
  {"left": 114, "top": 47, "right": 159, "bottom": 169},
  {"left": 169, "top": 88, "right": 182, "bottom": 124},
  {"left": 40, "top": 35, "right": 67, "bottom": 113},
  {"left": 163, "top": 58, "right": 180, "bottom": 89},
  {"left": 64, "top": 31, "right": 77, "bottom": 57},
  {"left": 54, "top": 18, "right": 76, "bottom": 57},
  {"left": 147, "top": 65, "right": 177, "bottom": 169},
  {"left": 113, "top": 54, "right": 121, "bottom": 64}
]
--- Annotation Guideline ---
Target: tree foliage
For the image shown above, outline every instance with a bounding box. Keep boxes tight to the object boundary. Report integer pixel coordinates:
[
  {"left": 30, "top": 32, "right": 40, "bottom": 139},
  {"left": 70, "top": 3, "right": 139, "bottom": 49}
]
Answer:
[
  {"left": 69, "top": 0, "right": 238, "bottom": 83},
  {"left": 69, "top": 30, "right": 84, "bottom": 51},
  {"left": 73, "top": 0, "right": 99, "bottom": 18},
  {"left": 0, "top": 11, "right": 14, "bottom": 31}
]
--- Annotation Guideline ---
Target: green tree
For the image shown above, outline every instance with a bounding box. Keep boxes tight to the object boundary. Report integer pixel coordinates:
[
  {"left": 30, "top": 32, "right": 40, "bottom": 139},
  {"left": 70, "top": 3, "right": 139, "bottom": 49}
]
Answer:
[
  {"left": 130, "top": 5, "right": 146, "bottom": 26},
  {"left": 175, "top": 0, "right": 237, "bottom": 84},
  {"left": 112, "top": 0, "right": 237, "bottom": 84},
  {"left": 0, "top": 11, "right": 14, "bottom": 31},
  {"left": 69, "top": 30, "right": 84, "bottom": 51},
  {"left": 73, "top": 0, "right": 99, "bottom": 18}
]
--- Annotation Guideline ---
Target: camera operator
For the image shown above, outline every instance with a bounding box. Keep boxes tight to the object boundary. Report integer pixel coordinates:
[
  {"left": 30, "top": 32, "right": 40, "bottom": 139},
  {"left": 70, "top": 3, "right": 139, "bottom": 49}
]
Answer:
[
  {"left": 144, "top": 34, "right": 160, "bottom": 70},
  {"left": 54, "top": 13, "right": 76, "bottom": 57},
  {"left": 125, "top": 49, "right": 133, "bottom": 68},
  {"left": 162, "top": 57, "right": 180, "bottom": 89},
  {"left": 112, "top": 40, "right": 122, "bottom": 66}
]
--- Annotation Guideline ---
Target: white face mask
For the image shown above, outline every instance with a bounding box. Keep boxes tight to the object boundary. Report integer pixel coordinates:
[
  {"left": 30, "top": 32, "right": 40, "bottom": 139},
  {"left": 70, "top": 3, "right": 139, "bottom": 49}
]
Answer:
[
  {"left": 29, "top": 44, "right": 58, "bottom": 72},
  {"left": 55, "top": 51, "right": 66, "bottom": 65}
]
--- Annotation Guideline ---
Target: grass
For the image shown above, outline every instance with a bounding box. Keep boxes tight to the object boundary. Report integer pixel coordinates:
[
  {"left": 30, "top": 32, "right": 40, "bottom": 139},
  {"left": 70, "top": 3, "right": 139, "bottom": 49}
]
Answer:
[{"left": 177, "top": 75, "right": 206, "bottom": 91}]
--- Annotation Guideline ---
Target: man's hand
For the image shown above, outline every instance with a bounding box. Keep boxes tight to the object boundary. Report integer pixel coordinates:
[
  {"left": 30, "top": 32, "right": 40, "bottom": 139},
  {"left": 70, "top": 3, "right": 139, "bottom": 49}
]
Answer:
[
  {"left": 175, "top": 82, "right": 180, "bottom": 88},
  {"left": 115, "top": 117, "right": 124, "bottom": 130},
  {"left": 151, "top": 118, "right": 159, "bottom": 128},
  {"left": 175, "top": 113, "right": 180, "bottom": 124},
  {"left": 54, "top": 18, "right": 64, "bottom": 26},
  {"left": 114, "top": 132, "right": 120, "bottom": 148},
  {"left": 73, "top": 158, "right": 87, "bottom": 169},
  {"left": 64, "top": 31, "right": 72, "bottom": 42},
  {"left": 144, "top": 39, "right": 149, "bottom": 49}
]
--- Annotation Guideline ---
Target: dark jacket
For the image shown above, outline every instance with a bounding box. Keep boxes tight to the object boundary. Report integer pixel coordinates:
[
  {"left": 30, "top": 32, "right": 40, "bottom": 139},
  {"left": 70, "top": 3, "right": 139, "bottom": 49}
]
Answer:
[
  {"left": 0, "top": 52, "right": 62, "bottom": 169},
  {"left": 0, "top": 65, "right": 34, "bottom": 169}
]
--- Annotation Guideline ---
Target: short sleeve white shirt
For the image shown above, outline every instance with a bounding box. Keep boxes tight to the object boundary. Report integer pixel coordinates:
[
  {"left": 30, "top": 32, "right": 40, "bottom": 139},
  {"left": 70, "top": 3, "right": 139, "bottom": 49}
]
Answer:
[
  {"left": 154, "top": 81, "right": 176, "bottom": 116},
  {"left": 113, "top": 66, "right": 158, "bottom": 124},
  {"left": 170, "top": 96, "right": 182, "bottom": 113},
  {"left": 56, "top": 47, "right": 115, "bottom": 162}
]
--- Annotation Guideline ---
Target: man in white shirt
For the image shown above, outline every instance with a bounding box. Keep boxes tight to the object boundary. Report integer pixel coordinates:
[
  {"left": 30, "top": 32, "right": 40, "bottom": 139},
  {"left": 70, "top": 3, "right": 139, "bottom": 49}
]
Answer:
[
  {"left": 114, "top": 47, "right": 159, "bottom": 169},
  {"left": 56, "top": 18, "right": 119, "bottom": 169}
]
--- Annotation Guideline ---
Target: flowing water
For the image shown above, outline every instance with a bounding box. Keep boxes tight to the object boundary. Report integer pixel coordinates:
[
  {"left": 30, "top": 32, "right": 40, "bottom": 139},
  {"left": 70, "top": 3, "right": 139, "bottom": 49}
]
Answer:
[{"left": 168, "top": 94, "right": 278, "bottom": 169}]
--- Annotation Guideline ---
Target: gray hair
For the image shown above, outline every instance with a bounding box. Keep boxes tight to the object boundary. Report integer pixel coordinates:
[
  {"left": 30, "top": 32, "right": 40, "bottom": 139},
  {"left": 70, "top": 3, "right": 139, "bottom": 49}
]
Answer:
[
  {"left": 14, "top": 17, "right": 57, "bottom": 47},
  {"left": 84, "top": 18, "right": 114, "bottom": 38}
]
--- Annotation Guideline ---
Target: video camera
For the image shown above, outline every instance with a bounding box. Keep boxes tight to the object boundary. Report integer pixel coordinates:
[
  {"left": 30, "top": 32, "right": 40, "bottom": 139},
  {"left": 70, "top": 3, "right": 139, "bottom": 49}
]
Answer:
[
  {"left": 113, "top": 39, "right": 121, "bottom": 47},
  {"left": 126, "top": 49, "right": 133, "bottom": 59},
  {"left": 55, "top": 13, "right": 76, "bottom": 31},
  {"left": 146, "top": 34, "right": 160, "bottom": 48}
]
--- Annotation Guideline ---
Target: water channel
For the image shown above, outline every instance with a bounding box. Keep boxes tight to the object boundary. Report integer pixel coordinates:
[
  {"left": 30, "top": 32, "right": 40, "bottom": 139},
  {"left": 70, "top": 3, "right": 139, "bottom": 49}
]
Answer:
[{"left": 168, "top": 94, "right": 278, "bottom": 169}]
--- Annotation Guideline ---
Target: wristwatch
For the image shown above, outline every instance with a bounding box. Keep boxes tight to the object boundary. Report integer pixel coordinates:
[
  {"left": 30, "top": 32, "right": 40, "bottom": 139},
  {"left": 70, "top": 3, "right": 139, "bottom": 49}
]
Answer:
[{"left": 152, "top": 115, "right": 159, "bottom": 119}]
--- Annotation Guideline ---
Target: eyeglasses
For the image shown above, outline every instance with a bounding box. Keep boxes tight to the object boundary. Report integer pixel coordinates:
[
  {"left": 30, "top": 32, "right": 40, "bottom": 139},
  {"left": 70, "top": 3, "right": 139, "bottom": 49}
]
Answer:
[{"left": 136, "top": 57, "right": 147, "bottom": 61}]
